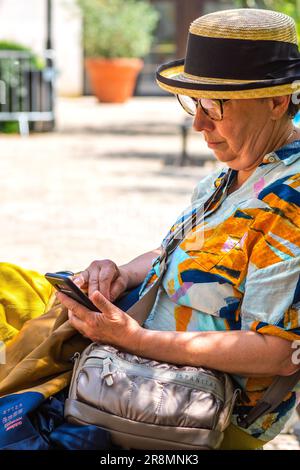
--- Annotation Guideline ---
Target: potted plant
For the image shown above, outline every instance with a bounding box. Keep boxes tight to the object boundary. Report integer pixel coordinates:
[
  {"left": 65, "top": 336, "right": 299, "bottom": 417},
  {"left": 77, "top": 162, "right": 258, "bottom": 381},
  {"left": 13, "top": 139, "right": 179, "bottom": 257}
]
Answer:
[{"left": 76, "top": 0, "right": 159, "bottom": 103}]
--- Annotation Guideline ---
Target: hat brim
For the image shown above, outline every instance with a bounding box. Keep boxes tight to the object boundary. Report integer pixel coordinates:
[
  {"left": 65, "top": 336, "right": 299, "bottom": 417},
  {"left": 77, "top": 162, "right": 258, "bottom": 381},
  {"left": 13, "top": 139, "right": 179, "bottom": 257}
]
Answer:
[{"left": 156, "top": 59, "right": 300, "bottom": 99}]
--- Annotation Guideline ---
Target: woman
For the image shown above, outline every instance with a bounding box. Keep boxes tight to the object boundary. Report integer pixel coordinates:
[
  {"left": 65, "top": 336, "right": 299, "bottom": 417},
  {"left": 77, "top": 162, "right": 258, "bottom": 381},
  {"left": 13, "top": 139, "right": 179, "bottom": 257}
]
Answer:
[{"left": 55, "top": 9, "right": 300, "bottom": 449}]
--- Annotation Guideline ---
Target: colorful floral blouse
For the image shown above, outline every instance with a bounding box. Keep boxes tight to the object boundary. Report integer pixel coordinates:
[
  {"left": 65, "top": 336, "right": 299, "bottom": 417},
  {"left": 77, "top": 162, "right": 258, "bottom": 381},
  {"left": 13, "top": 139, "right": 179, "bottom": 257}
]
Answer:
[{"left": 139, "top": 140, "right": 300, "bottom": 442}]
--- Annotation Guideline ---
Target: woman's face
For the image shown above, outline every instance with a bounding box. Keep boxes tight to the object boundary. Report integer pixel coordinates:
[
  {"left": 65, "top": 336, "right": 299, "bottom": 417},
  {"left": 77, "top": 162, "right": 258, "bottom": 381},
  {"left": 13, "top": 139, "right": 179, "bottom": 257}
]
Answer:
[{"left": 193, "top": 98, "right": 281, "bottom": 171}]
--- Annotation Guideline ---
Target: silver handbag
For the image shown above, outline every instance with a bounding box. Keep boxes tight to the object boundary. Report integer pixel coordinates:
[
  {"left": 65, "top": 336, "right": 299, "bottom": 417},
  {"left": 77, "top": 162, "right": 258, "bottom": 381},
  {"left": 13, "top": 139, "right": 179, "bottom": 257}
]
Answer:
[{"left": 65, "top": 344, "right": 238, "bottom": 450}]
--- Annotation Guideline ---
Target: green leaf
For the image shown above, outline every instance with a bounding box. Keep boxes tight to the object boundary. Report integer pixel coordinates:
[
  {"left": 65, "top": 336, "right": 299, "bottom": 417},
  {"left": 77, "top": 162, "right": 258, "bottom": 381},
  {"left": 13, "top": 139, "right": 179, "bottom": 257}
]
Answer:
[{"left": 76, "top": 0, "right": 159, "bottom": 58}]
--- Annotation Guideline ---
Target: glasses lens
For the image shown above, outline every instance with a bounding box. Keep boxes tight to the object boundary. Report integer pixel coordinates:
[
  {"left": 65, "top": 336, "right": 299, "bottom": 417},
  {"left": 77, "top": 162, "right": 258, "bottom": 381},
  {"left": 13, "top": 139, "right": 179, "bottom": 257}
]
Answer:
[
  {"left": 200, "top": 99, "right": 222, "bottom": 120},
  {"left": 176, "top": 94, "right": 197, "bottom": 116}
]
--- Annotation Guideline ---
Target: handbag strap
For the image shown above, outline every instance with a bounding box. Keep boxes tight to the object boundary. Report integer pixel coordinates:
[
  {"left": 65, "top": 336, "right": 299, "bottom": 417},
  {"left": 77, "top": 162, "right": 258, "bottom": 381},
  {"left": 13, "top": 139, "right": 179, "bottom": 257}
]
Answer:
[
  {"left": 237, "top": 368, "right": 300, "bottom": 429},
  {"left": 126, "top": 168, "right": 300, "bottom": 427},
  {"left": 126, "top": 168, "right": 234, "bottom": 324}
]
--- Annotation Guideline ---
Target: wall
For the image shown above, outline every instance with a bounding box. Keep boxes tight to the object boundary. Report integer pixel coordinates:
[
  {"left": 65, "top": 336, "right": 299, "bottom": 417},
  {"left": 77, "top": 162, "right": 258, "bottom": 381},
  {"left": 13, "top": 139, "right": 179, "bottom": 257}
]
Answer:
[{"left": 0, "top": 0, "right": 83, "bottom": 96}]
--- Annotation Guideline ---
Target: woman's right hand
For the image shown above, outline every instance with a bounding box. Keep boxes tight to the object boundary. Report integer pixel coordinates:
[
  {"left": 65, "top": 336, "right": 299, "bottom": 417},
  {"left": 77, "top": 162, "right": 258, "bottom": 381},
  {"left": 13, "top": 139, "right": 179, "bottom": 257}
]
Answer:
[{"left": 72, "top": 260, "right": 130, "bottom": 302}]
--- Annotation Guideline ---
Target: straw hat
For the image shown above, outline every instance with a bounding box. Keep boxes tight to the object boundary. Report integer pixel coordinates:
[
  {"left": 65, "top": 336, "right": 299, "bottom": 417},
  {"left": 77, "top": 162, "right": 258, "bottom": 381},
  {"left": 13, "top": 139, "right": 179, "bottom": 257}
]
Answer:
[{"left": 156, "top": 9, "right": 300, "bottom": 99}]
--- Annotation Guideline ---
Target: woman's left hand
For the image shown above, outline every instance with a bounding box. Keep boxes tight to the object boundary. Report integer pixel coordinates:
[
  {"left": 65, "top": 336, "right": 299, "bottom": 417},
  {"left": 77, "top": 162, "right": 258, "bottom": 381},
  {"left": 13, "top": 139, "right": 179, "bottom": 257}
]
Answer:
[{"left": 56, "top": 290, "right": 142, "bottom": 350}]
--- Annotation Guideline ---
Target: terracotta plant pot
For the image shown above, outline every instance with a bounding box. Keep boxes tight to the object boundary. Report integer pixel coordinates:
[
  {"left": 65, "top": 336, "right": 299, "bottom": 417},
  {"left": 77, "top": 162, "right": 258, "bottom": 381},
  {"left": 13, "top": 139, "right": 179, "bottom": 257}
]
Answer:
[{"left": 85, "top": 58, "right": 144, "bottom": 103}]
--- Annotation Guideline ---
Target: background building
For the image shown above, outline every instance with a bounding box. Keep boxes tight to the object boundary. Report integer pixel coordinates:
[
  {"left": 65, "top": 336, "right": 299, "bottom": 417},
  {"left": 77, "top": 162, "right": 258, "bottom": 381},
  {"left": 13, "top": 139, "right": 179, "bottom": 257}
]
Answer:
[
  {"left": 0, "top": 0, "right": 235, "bottom": 97},
  {"left": 136, "top": 0, "right": 235, "bottom": 95},
  {"left": 0, "top": 0, "right": 82, "bottom": 96}
]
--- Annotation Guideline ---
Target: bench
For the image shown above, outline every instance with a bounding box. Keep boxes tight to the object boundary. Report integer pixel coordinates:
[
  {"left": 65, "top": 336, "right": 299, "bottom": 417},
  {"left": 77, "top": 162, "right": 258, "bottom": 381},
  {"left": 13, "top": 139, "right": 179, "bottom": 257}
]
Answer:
[{"left": 179, "top": 116, "right": 215, "bottom": 166}]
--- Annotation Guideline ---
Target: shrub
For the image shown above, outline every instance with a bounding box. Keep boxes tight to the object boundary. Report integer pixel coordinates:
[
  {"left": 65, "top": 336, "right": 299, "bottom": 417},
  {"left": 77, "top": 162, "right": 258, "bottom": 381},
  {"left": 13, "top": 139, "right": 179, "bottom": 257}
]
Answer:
[{"left": 76, "top": 0, "right": 159, "bottom": 58}]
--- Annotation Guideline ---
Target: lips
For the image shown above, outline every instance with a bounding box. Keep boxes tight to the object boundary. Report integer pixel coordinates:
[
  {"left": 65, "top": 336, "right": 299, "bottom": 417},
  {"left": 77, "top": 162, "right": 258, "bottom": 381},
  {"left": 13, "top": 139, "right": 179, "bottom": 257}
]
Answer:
[{"left": 207, "top": 141, "right": 224, "bottom": 147}]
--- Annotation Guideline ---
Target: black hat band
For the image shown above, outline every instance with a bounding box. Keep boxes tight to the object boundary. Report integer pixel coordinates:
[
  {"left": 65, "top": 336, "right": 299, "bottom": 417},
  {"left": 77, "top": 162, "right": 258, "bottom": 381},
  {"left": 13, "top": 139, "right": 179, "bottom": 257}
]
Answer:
[{"left": 184, "top": 33, "right": 300, "bottom": 81}]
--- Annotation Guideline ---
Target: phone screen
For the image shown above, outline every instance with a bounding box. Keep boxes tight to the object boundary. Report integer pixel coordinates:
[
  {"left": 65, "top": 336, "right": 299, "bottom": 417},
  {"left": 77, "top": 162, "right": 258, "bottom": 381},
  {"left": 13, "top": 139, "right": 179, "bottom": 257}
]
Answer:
[{"left": 45, "top": 272, "right": 100, "bottom": 312}]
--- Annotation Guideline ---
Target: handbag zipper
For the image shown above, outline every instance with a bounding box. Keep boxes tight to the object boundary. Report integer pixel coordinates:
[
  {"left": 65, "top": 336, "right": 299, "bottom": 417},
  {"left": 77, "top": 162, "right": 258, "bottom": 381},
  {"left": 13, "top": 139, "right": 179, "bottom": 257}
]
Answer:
[
  {"left": 69, "top": 352, "right": 81, "bottom": 395},
  {"left": 83, "top": 354, "right": 226, "bottom": 402}
]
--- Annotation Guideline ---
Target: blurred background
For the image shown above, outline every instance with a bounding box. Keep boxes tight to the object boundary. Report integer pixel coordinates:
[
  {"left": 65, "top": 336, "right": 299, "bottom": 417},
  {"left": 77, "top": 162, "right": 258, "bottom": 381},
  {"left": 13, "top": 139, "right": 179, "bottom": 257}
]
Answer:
[{"left": 0, "top": 0, "right": 299, "bottom": 449}]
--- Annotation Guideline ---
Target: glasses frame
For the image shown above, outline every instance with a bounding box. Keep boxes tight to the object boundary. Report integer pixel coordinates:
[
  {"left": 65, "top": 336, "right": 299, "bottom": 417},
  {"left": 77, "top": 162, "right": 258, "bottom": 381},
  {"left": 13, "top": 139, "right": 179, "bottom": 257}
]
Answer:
[{"left": 176, "top": 94, "right": 230, "bottom": 121}]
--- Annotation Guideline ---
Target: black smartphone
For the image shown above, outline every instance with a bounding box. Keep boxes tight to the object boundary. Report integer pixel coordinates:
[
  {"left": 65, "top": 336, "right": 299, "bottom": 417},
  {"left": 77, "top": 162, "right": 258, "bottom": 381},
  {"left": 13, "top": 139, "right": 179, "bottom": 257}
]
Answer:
[{"left": 45, "top": 271, "right": 100, "bottom": 312}]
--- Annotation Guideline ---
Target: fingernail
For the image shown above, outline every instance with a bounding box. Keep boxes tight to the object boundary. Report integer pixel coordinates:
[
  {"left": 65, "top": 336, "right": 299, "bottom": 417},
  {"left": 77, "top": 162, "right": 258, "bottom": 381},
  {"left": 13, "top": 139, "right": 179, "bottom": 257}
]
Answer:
[{"left": 73, "top": 277, "right": 82, "bottom": 286}]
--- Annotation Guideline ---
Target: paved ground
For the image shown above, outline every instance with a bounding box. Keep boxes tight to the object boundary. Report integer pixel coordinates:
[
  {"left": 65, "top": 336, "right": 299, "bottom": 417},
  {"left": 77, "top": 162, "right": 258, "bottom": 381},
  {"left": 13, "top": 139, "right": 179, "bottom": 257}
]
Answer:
[
  {"left": 0, "top": 96, "right": 299, "bottom": 450},
  {"left": 0, "top": 96, "right": 219, "bottom": 272}
]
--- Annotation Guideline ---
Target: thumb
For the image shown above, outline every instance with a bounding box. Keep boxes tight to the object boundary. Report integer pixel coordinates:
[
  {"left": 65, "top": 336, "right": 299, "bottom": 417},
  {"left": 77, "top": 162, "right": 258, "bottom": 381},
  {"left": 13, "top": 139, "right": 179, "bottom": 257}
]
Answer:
[{"left": 91, "top": 290, "right": 114, "bottom": 315}]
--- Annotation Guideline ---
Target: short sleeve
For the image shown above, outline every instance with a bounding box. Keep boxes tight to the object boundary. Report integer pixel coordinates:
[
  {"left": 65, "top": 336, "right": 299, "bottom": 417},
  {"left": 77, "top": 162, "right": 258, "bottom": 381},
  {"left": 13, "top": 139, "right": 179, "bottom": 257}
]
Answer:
[
  {"left": 239, "top": 174, "right": 300, "bottom": 341},
  {"left": 240, "top": 257, "right": 300, "bottom": 342}
]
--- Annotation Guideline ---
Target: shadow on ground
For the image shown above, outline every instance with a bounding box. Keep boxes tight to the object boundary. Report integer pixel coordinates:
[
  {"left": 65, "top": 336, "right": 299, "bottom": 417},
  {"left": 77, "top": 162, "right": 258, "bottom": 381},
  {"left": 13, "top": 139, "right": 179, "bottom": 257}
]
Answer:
[
  {"left": 114, "top": 186, "right": 192, "bottom": 196},
  {"left": 59, "top": 122, "right": 180, "bottom": 137},
  {"left": 91, "top": 151, "right": 215, "bottom": 166}
]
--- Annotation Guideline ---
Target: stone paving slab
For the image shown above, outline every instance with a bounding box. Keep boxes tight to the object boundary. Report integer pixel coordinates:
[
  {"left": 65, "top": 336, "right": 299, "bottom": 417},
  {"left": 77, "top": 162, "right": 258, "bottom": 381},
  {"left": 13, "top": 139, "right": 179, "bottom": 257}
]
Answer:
[{"left": 0, "top": 96, "right": 298, "bottom": 450}]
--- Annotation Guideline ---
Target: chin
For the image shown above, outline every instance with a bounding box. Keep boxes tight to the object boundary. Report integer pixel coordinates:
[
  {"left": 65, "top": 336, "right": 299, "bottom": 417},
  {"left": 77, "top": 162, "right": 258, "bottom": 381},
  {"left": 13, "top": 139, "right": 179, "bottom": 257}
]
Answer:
[{"left": 213, "top": 150, "right": 236, "bottom": 162}]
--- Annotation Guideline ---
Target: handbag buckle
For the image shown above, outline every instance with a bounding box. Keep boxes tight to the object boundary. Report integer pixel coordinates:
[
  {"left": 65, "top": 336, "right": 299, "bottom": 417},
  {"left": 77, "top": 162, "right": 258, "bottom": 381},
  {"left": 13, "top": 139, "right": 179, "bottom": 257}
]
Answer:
[
  {"left": 101, "top": 357, "right": 114, "bottom": 386},
  {"left": 237, "top": 401, "right": 271, "bottom": 429}
]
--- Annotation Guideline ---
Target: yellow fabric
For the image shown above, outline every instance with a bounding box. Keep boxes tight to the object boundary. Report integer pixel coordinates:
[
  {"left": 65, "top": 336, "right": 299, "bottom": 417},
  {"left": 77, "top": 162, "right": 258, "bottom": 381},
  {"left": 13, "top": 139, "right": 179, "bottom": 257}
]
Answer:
[
  {"left": 0, "top": 263, "right": 89, "bottom": 400},
  {"left": 220, "top": 424, "right": 265, "bottom": 450},
  {"left": 0, "top": 262, "right": 53, "bottom": 344}
]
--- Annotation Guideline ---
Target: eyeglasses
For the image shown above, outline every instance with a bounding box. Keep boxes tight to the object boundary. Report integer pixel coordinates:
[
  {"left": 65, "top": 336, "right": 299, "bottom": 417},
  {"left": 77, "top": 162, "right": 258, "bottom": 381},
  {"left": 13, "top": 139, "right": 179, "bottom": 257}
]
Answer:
[{"left": 176, "top": 94, "right": 230, "bottom": 121}]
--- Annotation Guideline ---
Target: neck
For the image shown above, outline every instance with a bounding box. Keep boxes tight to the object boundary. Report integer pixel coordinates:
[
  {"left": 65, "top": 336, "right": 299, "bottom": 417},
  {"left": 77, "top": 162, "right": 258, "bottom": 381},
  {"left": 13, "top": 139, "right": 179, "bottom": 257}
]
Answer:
[
  {"left": 266, "top": 121, "right": 298, "bottom": 155},
  {"left": 235, "top": 122, "right": 300, "bottom": 189}
]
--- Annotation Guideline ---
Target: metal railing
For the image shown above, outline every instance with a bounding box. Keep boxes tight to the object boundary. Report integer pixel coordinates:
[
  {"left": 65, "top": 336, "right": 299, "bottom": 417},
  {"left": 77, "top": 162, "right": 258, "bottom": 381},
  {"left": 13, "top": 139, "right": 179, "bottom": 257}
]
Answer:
[{"left": 0, "top": 50, "right": 55, "bottom": 136}]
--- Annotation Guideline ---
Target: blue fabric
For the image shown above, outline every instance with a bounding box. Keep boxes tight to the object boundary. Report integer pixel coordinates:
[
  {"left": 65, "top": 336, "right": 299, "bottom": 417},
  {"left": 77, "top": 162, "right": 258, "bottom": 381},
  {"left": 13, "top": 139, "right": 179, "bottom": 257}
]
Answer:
[
  {"left": 273, "top": 139, "right": 300, "bottom": 164},
  {"left": 0, "top": 287, "right": 141, "bottom": 450},
  {"left": 114, "top": 284, "right": 141, "bottom": 310},
  {"left": 294, "top": 112, "right": 300, "bottom": 126},
  {"left": 0, "top": 391, "right": 47, "bottom": 449},
  {"left": 0, "top": 390, "right": 114, "bottom": 450}
]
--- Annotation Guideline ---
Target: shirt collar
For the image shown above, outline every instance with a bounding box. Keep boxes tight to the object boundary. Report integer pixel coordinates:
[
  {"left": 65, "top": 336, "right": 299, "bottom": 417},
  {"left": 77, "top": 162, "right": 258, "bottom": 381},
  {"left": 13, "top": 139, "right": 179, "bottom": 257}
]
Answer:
[
  {"left": 214, "top": 170, "right": 227, "bottom": 188},
  {"left": 261, "top": 139, "right": 300, "bottom": 166},
  {"left": 213, "top": 139, "right": 300, "bottom": 188}
]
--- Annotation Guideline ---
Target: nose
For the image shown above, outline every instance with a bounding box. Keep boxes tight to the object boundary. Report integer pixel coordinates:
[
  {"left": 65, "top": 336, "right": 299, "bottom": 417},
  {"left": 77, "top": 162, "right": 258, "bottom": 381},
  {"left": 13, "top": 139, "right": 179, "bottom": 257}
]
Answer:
[{"left": 193, "top": 105, "right": 215, "bottom": 132}]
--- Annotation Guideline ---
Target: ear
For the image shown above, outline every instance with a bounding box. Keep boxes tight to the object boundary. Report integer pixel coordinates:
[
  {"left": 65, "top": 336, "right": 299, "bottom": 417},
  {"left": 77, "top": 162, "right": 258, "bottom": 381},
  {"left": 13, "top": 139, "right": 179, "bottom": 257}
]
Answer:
[{"left": 269, "top": 95, "right": 290, "bottom": 120}]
